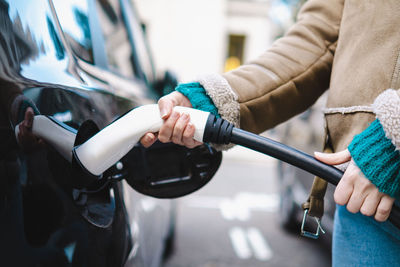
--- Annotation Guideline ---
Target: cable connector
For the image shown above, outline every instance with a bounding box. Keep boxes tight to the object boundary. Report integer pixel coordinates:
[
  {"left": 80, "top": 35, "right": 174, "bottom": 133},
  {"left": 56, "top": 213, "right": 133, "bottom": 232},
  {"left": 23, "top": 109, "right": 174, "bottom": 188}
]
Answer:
[{"left": 203, "top": 114, "right": 234, "bottom": 144}]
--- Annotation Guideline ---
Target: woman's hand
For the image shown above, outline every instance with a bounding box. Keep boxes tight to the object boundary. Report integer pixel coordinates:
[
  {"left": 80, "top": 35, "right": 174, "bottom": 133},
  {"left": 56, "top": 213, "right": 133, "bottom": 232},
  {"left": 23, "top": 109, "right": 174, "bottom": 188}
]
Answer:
[
  {"left": 140, "top": 91, "right": 202, "bottom": 148},
  {"left": 315, "top": 149, "right": 395, "bottom": 222}
]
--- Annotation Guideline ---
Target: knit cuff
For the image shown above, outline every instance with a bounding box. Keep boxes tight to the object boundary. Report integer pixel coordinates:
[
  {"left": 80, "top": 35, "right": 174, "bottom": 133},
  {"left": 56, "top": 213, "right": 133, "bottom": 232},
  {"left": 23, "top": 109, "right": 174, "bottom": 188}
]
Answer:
[
  {"left": 197, "top": 73, "right": 240, "bottom": 128},
  {"left": 175, "top": 82, "right": 236, "bottom": 151},
  {"left": 348, "top": 119, "right": 400, "bottom": 198},
  {"left": 175, "top": 83, "right": 219, "bottom": 118}
]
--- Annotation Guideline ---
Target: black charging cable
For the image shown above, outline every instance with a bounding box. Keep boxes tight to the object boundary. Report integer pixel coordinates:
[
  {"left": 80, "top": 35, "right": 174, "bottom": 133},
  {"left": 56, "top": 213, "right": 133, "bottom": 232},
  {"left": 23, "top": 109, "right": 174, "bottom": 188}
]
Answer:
[{"left": 203, "top": 114, "right": 400, "bottom": 229}]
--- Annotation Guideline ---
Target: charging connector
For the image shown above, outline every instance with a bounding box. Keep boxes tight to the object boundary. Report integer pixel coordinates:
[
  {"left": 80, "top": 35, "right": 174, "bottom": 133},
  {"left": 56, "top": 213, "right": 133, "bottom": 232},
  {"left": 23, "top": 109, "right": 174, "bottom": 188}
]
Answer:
[{"left": 203, "top": 114, "right": 234, "bottom": 144}]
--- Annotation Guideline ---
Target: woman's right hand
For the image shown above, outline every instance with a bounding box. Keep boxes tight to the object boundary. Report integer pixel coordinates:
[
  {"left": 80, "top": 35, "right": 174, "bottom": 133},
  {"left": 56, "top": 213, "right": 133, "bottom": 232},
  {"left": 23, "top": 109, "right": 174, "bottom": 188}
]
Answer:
[{"left": 140, "top": 91, "right": 203, "bottom": 148}]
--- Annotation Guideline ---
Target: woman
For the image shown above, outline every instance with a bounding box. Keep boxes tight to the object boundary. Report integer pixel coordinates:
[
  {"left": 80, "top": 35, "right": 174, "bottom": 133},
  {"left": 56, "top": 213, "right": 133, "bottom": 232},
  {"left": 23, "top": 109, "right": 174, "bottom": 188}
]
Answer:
[{"left": 141, "top": 0, "right": 400, "bottom": 265}]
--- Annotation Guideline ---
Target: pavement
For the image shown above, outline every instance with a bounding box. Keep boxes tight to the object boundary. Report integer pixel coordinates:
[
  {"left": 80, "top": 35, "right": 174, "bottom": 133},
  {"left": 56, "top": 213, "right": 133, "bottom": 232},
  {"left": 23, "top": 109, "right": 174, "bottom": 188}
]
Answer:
[{"left": 163, "top": 144, "right": 331, "bottom": 267}]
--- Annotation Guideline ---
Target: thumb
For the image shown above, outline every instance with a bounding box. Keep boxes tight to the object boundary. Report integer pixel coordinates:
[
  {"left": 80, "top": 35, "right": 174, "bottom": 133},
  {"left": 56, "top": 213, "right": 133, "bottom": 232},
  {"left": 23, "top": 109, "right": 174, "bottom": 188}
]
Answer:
[
  {"left": 140, "top": 132, "right": 157, "bottom": 148},
  {"left": 158, "top": 95, "right": 175, "bottom": 119},
  {"left": 23, "top": 107, "right": 34, "bottom": 128},
  {"left": 314, "top": 149, "right": 351, "bottom": 165},
  {"left": 158, "top": 91, "right": 192, "bottom": 119}
]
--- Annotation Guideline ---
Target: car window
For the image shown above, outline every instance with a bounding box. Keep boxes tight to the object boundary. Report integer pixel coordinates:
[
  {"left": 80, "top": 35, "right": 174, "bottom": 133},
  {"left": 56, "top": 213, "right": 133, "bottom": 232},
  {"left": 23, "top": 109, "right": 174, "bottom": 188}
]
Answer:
[
  {"left": 121, "top": 0, "right": 155, "bottom": 83},
  {"left": 52, "top": 0, "right": 93, "bottom": 63}
]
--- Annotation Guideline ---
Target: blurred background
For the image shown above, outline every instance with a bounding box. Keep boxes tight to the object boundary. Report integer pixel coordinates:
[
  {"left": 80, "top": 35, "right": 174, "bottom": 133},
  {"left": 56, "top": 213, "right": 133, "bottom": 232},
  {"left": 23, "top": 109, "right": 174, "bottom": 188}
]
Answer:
[
  {"left": 132, "top": 0, "right": 333, "bottom": 266},
  {"left": 135, "top": 0, "right": 304, "bottom": 81}
]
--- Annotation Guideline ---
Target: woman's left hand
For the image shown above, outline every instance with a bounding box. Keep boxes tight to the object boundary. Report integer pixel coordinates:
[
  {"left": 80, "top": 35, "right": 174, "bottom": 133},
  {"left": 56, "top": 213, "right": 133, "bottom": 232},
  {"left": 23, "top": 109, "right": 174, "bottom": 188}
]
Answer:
[{"left": 315, "top": 149, "right": 395, "bottom": 222}]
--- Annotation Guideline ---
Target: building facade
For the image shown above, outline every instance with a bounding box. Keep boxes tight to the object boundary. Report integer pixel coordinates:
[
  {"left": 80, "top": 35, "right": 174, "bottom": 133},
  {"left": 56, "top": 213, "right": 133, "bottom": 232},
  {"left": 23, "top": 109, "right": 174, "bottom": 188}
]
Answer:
[{"left": 134, "top": 0, "right": 293, "bottom": 82}]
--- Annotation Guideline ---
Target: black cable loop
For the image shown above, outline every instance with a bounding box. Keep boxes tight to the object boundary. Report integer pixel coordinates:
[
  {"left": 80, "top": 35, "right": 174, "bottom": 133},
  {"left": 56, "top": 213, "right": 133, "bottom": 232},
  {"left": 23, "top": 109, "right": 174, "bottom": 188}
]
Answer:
[{"left": 203, "top": 114, "right": 400, "bottom": 229}]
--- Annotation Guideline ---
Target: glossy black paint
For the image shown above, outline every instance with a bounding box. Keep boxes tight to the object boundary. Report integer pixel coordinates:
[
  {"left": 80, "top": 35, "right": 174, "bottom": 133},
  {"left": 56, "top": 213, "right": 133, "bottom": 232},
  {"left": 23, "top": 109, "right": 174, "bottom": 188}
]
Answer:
[
  {"left": 0, "top": 0, "right": 218, "bottom": 266},
  {"left": 125, "top": 142, "right": 222, "bottom": 199},
  {"left": 0, "top": 0, "right": 138, "bottom": 265}
]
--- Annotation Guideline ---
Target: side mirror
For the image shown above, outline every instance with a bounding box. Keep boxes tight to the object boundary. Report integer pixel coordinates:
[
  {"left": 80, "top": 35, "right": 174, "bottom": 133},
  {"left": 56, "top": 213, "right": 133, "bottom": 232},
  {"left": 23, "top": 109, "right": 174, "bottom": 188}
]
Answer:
[{"left": 120, "top": 142, "right": 222, "bottom": 198}]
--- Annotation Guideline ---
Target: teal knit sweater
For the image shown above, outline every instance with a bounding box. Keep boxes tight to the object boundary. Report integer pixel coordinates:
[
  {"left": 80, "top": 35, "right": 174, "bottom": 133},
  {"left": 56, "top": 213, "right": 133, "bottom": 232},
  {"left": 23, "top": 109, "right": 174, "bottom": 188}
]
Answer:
[
  {"left": 348, "top": 119, "right": 400, "bottom": 198},
  {"left": 176, "top": 82, "right": 400, "bottom": 198},
  {"left": 175, "top": 82, "right": 220, "bottom": 118}
]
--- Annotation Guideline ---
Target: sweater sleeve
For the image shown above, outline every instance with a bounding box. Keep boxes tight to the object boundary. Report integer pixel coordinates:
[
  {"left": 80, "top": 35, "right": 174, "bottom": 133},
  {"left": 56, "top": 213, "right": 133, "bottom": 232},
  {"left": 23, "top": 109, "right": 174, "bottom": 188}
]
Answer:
[
  {"left": 197, "top": 0, "right": 344, "bottom": 134},
  {"left": 348, "top": 89, "right": 400, "bottom": 198},
  {"left": 175, "top": 83, "right": 220, "bottom": 118},
  {"left": 175, "top": 82, "right": 235, "bottom": 150},
  {"left": 348, "top": 119, "right": 400, "bottom": 198}
]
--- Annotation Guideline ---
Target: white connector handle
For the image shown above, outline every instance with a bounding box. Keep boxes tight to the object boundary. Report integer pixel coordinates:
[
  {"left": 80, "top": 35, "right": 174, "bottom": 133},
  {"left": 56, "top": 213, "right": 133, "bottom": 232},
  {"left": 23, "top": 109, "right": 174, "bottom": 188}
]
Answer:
[
  {"left": 74, "top": 104, "right": 210, "bottom": 176},
  {"left": 15, "top": 115, "right": 77, "bottom": 162}
]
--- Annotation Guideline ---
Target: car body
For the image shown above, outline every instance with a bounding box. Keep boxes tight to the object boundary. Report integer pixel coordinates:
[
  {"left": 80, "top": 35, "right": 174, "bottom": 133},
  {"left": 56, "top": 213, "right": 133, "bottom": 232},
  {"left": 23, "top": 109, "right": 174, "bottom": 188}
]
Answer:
[{"left": 0, "top": 0, "right": 221, "bottom": 266}]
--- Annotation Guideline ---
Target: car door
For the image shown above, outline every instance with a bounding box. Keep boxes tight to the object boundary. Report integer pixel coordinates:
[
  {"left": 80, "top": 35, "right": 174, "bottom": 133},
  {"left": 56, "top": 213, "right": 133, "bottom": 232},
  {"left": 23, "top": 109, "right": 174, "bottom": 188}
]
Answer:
[
  {"left": 2, "top": 0, "right": 221, "bottom": 266},
  {"left": 1, "top": 0, "right": 132, "bottom": 266}
]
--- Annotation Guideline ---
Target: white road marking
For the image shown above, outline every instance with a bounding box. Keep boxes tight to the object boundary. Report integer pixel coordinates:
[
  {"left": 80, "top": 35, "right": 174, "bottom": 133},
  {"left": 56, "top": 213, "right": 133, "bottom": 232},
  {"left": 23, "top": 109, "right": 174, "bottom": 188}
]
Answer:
[
  {"left": 220, "top": 200, "right": 236, "bottom": 221},
  {"left": 220, "top": 199, "right": 250, "bottom": 221},
  {"left": 236, "top": 192, "right": 279, "bottom": 212},
  {"left": 184, "top": 196, "right": 226, "bottom": 209},
  {"left": 247, "top": 227, "right": 273, "bottom": 261},
  {"left": 229, "top": 227, "right": 252, "bottom": 259},
  {"left": 229, "top": 227, "right": 273, "bottom": 261},
  {"left": 185, "top": 192, "right": 279, "bottom": 221}
]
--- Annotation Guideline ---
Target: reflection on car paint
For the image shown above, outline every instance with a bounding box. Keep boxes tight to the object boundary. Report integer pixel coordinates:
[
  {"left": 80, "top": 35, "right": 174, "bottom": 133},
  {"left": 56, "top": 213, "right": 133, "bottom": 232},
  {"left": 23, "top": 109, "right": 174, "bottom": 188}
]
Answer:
[{"left": 0, "top": 0, "right": 176, "bottom": 266}]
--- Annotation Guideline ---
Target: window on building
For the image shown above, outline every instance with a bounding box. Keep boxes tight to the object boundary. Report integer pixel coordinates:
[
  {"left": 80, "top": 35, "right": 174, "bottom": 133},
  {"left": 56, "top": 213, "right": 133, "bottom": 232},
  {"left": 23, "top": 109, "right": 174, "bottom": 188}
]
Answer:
[{"left": 224, "top": 34, "right": 245, "bottom": 72}]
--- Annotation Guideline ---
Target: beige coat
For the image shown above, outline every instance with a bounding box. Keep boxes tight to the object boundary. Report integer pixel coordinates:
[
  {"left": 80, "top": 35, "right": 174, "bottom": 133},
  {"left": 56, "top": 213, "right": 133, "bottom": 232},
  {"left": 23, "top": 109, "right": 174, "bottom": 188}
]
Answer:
[{"left": 199, "top": 0, "right": 400, "bottom": 153}]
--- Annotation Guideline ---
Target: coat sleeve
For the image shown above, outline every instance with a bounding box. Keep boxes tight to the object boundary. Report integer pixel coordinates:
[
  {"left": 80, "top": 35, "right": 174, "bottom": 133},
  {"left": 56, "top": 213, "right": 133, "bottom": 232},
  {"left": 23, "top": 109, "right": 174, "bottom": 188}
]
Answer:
[
  {"left": 346, "top": 89, "right": 400, "bottom": 198},
  {"left": 198, "top": 0, "right": 344, "bottom": 133}
]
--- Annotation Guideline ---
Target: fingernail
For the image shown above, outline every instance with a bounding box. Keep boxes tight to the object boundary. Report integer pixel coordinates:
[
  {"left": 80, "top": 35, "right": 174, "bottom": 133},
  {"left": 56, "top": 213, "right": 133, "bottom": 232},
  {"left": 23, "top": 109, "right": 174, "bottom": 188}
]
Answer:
[
  {"left": 314, "top": 151, "right": 323, "bottom": 157},
  {"left": 146, "top": 134, "right": 154, "bottom": 143},
  {"left": 160, "top": 108, "right": 168, "bottom": 119}
]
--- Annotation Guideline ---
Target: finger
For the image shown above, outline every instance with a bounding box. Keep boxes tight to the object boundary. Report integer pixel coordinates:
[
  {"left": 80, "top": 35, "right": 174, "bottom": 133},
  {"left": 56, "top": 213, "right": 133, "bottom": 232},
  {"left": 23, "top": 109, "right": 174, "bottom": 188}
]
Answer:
[
  {"left": 24, "top": 107, "right": 34, "bottom": 128},
  {"left": 334, "top": 173, "right": 354, "bottom": 206},
  {"left": 158, "top": 96, "right": 175, "bottom": 119},
  {"left": 346, "top": 187, "right": 367, "bottom": 214},
  {"left": 158, "top": 111, "right": 180, "bottom": 143},
  {"left": 344, "top": 161, "right": 377, "bottom": 213},
  {"left": 375, "top": 195, "right": 395, "bottom": 222},
  {"left": 140, "top": 133, "right": 157, "bottom": 148},
  {"left": 314, "top": 149, "right": 351, "bottom": 165},
  {"left": 158, "top": 91, "right": 193, "bottom": 119},
  {"left": 360, "top": 191, "right": 381, "bottom": 216},
  {"left": 19, "top": 118, "right": 30, "bottom": 137},
  {"left": 171, "top": 113, "right": 190, "bottom": 145},
  {"left": 172, "top": 91, "right": 192, "bottom": 107},
  {"left": 182, "top": 123, "right": 202, "bottom": 148}
]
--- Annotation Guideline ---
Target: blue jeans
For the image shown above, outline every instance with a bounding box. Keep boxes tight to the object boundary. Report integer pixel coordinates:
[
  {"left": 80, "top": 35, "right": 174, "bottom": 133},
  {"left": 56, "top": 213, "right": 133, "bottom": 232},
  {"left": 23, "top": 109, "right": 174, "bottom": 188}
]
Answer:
[{"left": 333, "top": 204, "right": 400, "bottom": 266}]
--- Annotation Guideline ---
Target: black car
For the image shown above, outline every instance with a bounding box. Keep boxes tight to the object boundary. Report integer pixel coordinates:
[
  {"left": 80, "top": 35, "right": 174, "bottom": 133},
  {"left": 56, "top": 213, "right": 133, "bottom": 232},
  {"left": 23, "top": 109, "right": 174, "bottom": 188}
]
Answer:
[{"left": 0, "top": 0, "right": 221, "bottom": 266}]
